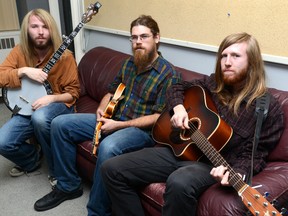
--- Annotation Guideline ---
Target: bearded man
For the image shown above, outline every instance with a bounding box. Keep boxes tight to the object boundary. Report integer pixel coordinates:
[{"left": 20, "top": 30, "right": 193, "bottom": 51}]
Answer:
[
  {"left": 33, "top": 15, "right": 181, "bottom": 215},
  {"left": 0, "top": 9, "right": 79, "bottom": 185}
]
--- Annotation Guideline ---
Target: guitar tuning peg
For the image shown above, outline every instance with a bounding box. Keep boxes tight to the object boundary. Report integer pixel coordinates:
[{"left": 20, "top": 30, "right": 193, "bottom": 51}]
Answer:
[
  {"left": 280, "top": 207, "right": 287, "bottom": 215},
  {"left": 272, "top": 199, "right": 279, "bottom": 206},
  {"left": 263, "top": 191, "right": 270, "bottom": 198}
]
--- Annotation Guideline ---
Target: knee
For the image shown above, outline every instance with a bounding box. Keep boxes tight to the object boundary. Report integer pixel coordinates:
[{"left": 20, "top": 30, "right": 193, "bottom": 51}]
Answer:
[
  {"left": 31, "top": 109, "right": 48, "bottom": 128},
  {"left": 166, "top": 174, "right": 189, "bottom": 195},
  {"left": 0, "top": 140, "right": 6, "bottom": 153},
  {"left": 0, "top": 140, "right": 14, "bottom": 155},
  {"left": 51, "top": 115, "right": 67, "bottom": 131},
  {"left": 101, "top": 158, "right": 118, "bottom": 181},
  {"left": 97, "top": 141, "right": 118, "bottom": 160},
  {"left": 0, "top": 132, "right": 10, "bottom": 153}
]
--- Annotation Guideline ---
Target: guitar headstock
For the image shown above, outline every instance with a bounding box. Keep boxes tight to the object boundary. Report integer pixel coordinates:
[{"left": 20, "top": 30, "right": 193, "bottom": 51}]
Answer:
[
  {"left": 82, "top": 2, "right": 102, "bottom": 24},
  {"left": 240, "top": 185, "right": 281, "bottom": 216}
]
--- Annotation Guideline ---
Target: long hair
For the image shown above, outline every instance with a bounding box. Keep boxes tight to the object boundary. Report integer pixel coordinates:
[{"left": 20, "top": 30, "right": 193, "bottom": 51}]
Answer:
[
  {"left": 130, "top": 15, "right": 160, "bottom": 49},
  {"left": 19, "top": 9, "right": 62, "bottom": 66},
  {"left": 214, "top": 32, "right": 267, "bottom": 115}
]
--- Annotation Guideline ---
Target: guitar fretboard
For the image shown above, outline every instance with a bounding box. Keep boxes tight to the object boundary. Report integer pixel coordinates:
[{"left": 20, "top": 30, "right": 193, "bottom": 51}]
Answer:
[{"left": 190, "top": 127, "right": 246, "bottom": 191}]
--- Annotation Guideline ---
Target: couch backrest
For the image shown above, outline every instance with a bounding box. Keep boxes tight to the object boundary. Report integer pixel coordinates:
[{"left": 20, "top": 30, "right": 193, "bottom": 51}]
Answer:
[
  {"left": 77, "top": 46, "right": 288, "bottom": 162},
  {"left": 77, "top": 46, "right": 130, "bottom": 102},
  {"left": 267, "top": 88, "right": 288, "bottom": 161}
]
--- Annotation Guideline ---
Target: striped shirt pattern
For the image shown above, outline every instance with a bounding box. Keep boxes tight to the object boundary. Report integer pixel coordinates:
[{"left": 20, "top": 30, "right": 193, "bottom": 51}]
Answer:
[{"left": 108, "top": 54, "right": 181, "bottom": 122}]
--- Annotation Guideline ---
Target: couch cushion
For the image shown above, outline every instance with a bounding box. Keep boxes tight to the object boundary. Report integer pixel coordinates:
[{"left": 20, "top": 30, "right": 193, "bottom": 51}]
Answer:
[{"left": 76, "top": 94, "right": 99, "bottom": 113}]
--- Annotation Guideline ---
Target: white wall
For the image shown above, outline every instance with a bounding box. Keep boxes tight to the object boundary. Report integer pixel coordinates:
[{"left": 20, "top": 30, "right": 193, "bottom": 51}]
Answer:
[{"left": 80, "top": 28, "right": 288, "bottom": 91}]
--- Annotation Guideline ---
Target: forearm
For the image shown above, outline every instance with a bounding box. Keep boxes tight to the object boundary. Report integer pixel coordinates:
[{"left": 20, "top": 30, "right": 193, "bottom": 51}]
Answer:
[
  {"left": 0, "top": 65, "right": 21, "bottom": 87},
  {"left": 98, "top": 93, "right": 114, "bottom": 112},
  {"left": 117, "top": 113, "right": 160, "bottom": 130},
  {"left": 17, "top": 67, "right": 29, "bottom": 78},
  {"left": 51, "top": 92, "right": 74, "bottom": 103}
]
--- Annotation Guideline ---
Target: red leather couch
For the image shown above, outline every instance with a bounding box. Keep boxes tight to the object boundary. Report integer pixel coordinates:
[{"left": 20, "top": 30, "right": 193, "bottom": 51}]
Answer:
[{"left": 76, "top": 46, "right": 288, "bottom": 215}]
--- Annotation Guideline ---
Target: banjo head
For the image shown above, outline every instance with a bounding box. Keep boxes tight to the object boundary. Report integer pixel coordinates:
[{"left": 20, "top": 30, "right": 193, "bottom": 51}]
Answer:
[{"left": 3, "top": 77, "right": 49, "bottom": 116}]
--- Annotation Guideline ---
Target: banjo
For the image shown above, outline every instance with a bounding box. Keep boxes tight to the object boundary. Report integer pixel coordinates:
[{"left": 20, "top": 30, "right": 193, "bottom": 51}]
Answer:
[{"left": 2, "top": 2, "right": 102, "bottom": 116}]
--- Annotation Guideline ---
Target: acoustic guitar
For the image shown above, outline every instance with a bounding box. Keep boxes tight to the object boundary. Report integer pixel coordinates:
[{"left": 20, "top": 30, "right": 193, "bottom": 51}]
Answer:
[
  {"left": 2, "top": 2, "right": 102, "bottom": 116},
  {"left": 92, "top": 83, "right": 126, "bottom": 155},
  {"left": 152, "top": 85, "right": 281, "bottom": 216}
]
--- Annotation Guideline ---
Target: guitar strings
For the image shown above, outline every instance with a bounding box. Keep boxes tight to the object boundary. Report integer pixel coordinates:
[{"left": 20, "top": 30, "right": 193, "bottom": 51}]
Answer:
[{"left": 187, "top": 121, "right": 245, "bottom": 190}]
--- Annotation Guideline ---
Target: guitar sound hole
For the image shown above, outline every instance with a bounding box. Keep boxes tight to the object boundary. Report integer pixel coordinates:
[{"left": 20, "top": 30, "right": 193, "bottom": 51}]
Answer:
[
  {"left": 182, "top": 119, "right": 199, "bottom": 139},
  {"left": 169, "top": 119, "right": 200, "bottom": 144}
]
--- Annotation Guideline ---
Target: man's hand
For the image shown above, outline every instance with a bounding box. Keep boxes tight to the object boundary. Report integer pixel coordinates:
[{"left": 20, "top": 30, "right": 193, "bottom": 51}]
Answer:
[
  {"left": 210, "top": 165, "right": 230, "bottom": 186},
  {"left": 96, "top": 108, "right": 104, "bottom": 120},
  {"left": 18, "top": 67, "right": 48, "bottom": 83},
  {"left": 170, "top": 104, "right": 190, "bottom": 129},
  {"left": 97, "top": 118, "right": 121, "bottom": 135},
  {"left": 32, "top": 95, "right": 54, "bottom": 110},
  {"left": 210, "top": 165, "right": 243, "bottom": 187}
]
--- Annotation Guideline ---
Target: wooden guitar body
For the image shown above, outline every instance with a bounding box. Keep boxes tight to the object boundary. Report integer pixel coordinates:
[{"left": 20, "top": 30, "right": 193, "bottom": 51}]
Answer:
[{"left": 152, "top": 85, "right": 232, "bottom": 161}]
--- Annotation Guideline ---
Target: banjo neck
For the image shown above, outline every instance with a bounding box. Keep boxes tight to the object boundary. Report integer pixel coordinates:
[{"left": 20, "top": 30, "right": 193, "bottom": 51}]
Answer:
[{"left": 42, "top": 2, "right": 102, "bottom": 74}]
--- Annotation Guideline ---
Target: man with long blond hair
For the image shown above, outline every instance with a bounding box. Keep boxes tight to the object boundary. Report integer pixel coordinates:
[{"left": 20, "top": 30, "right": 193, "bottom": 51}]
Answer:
[
  {"left": 101, "top": 32, "right": 284, "bottom": 216},
  {"left": 0, "top": 9, "right": 80, "bottom": 187}
]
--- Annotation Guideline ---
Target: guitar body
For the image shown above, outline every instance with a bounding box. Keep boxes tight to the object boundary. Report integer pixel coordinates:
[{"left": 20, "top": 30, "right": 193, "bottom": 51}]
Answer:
[
  {"left": 2, "top": 77, "right": 52, "bottom": 116},
  {"left": 152, "top": 85, "right": 233, "bottom": 161}
]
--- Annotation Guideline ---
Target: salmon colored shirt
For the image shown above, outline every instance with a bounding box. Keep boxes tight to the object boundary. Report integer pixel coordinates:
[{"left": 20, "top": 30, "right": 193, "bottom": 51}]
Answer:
[{"left": 0, "top": 45, "right": 80, "bottom": 107}]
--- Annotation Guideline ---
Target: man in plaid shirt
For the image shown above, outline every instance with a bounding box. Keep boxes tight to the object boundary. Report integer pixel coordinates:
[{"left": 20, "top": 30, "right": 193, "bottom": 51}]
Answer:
[{"left": 34, "top": 15, "right": 181, "bottom": 216}]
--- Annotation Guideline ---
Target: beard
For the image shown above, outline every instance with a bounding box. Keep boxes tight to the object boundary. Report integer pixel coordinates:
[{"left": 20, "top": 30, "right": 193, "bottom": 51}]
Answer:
[
  {"left": 133, "top": 46, "right": 156, "bottom": 71},
  {"left": 29, "top": 35, "right": 52, "bottom": 50},
  {"left": 222, "top": 68, "right": 248, "bottom": 86}
]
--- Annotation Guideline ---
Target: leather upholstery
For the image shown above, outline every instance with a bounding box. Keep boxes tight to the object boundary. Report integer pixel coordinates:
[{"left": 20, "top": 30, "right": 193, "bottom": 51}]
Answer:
[{"left": 76, "top": 46, "right": 288, "bottom": 215}]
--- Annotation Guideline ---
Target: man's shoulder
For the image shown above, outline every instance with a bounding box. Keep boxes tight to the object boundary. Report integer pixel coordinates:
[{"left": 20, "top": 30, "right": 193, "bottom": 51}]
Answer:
[
  {"left": 155, "top": 55, "right": 177, "bottom": 72},
  {"left": 9, "top": 44, "right": 21, "bottom": 53},
  {"left": 59, "top": 50, "right": 76, "bottom": 62},
  {"left": 157, "top": 54, "right": 173, "bottom": 66},
  {"left": 2, "top": 44, "right": 23, "bottom": 61}
]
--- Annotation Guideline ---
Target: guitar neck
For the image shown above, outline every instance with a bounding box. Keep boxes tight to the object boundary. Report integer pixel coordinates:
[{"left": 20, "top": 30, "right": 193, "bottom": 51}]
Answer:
[
  {"left": 191, "top": 130, "right": 246, "bottom": 191},
  {"left": 42, "top": 21, "right": 85, "bottom": 74}
]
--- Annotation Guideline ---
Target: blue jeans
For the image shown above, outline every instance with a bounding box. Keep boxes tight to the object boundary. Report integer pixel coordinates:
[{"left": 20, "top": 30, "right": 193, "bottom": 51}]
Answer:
[
  {"left": 0, "top": 102, "right": 74, "bottom": 174},
  {"left": 50, "top": 113, "right": 155, "bottom": 216}
]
